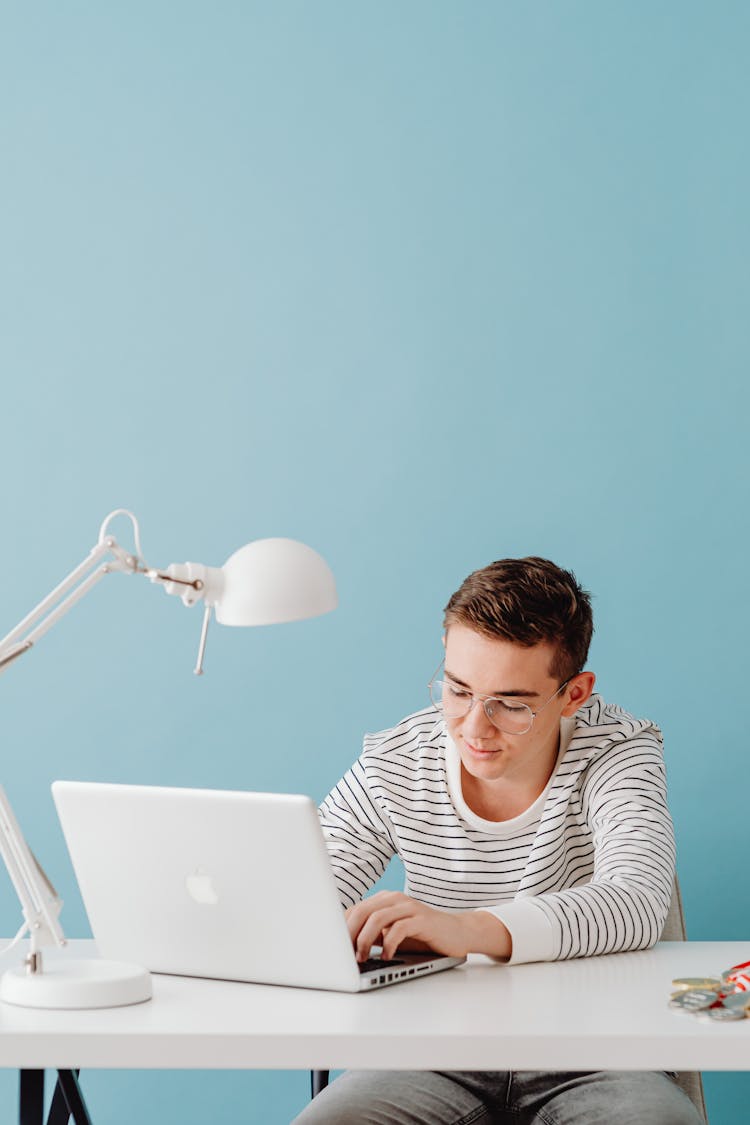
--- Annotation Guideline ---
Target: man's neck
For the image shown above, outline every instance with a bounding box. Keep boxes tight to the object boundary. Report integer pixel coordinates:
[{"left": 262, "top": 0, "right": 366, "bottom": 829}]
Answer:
[
  {"left": 460, "top": 734, "right": 562, "bottom": 823},
  {"left": 460, "top": 771, "right": 540, "bottom": 821}
]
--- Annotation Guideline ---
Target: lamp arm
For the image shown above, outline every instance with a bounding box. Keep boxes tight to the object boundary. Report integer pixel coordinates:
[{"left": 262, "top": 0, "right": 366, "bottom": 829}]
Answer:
[
  {"left": 0, "top": 787, "right": 65, "bottom": 959},
  {"left": 0, "top": 542, "right": 110, "bottom": 654},
  {"left": 0, "top": 538, "right": 140, "bottom": 670},
  {"left": 0, "top": 509, "right": 215, "bottom": 680}
]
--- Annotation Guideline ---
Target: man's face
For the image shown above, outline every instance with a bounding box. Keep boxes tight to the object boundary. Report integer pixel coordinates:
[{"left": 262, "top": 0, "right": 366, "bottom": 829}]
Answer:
[{"left": 442, "top": 624, "right": 585, "bottom": 788}]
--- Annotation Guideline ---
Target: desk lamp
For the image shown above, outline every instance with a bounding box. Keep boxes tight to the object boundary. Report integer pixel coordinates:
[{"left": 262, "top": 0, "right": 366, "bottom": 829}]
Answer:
[{"left": 0, "top": 509, "right": 337, "bottom": 1008}]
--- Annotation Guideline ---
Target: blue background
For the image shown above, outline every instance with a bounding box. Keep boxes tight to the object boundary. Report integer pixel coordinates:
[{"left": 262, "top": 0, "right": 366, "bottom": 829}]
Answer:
[{"left": 1, "top": 1, "right": 748, "bottom": 1121}]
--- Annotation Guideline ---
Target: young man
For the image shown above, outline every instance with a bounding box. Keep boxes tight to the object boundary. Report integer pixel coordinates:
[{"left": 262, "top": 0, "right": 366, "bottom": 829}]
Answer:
[{"left": 294, "top": 557, "right": 701, "bottom": 1124}]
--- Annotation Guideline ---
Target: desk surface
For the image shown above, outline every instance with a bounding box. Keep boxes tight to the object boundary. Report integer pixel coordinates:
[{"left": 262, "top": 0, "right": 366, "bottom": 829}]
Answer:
[{"left": 1, "top": 940, "right": 749, "bottom": 1072}]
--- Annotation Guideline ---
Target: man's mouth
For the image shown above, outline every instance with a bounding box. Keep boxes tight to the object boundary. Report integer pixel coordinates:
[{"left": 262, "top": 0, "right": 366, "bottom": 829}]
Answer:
[{"left": 464, "top": 740, "right": 502, "bottom": 758}]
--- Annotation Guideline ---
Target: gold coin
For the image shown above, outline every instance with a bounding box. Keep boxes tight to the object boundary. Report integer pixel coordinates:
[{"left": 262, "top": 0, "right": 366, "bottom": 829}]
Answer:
[{"left": 671, "top": 977, "right": 722, "bottom": 992}]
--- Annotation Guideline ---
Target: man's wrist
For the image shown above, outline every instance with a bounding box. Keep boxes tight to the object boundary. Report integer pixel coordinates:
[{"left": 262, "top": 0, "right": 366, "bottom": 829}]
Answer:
[{"left": 461, "top": 910, "right": 513, "bottom": 960}]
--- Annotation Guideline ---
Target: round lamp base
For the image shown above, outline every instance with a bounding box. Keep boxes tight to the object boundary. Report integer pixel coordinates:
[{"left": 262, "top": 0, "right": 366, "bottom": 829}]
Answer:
[{"left": 0, "top": 958, "right": 152, "bottom": 1009}]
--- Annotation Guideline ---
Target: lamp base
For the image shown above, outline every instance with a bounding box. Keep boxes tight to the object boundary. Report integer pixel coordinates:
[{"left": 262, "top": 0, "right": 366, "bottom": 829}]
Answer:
[{"left": 0, "top": 958, "right": 152, "bottom": 1009}]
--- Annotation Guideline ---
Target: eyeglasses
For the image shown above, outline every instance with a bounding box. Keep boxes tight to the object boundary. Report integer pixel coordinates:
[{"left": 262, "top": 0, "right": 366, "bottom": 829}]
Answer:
[{"left": 428, "top": 664, "right": 571, "bottom": 736}]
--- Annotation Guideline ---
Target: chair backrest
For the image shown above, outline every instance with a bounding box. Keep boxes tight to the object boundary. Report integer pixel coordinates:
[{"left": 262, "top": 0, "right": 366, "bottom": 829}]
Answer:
[
  {"left": 663, "top": 877, "right": 708, "bottom": 1122},
  {"left": 662, "top": 876, "right": 689, "bottom": 941}
]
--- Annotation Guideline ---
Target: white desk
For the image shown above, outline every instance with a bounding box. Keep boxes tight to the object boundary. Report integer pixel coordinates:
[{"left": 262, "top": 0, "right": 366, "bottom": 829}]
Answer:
[{"left": 2, "top": 939, "right": 750, "bottom": 1074}]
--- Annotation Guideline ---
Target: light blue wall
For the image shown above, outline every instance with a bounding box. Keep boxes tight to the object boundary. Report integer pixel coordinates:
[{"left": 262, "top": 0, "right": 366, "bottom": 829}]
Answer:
[{"left": 1, "top": 2, "right": 748, "bottom": 1121}]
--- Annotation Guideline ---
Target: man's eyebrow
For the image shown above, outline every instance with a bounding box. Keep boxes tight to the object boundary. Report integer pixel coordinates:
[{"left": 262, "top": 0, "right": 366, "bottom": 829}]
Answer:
[{"left": 444, "top": 670, "right": 540, "bottom": 699}]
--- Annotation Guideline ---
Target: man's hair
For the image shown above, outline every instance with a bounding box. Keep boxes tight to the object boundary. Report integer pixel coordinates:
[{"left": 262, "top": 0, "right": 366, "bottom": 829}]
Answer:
[{"left": 443, "top": 557, "right": 593, "bottom": 682}]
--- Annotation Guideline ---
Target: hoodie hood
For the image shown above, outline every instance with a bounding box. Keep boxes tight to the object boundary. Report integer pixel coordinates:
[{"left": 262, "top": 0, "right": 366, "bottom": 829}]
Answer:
[{"left": 561, "top": 693, "right": 663, "bottom": 776}]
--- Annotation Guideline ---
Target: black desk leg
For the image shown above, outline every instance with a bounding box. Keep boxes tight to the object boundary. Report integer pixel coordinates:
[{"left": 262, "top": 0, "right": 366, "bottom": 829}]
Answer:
[
  {"left": 47, "top": 1069, "right": 83, "bottom": 1125},
  {"left": 52, "top": 1072, "right": 92, "bottom": 1125},
  {"left": 19, "top": 1070, "right": 44, "bottom": 1125},
  {"left": 46, "top": 1076, "right": 69, "bottom": 1125},
  {"left": 311, "top": 1070, "right": 330, "bottom": 1099}
]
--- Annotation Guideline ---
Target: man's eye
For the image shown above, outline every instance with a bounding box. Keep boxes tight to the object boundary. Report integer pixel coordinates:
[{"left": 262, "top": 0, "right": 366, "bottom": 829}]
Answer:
[
  {"left": 447, "top": 685, "right": 470, "bottom": 699},
  {"left": 492, "top": 699, "right": 527, "bottom": 715}
]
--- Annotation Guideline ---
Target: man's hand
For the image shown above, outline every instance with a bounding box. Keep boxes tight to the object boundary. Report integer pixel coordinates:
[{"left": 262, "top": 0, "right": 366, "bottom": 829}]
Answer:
[{"left": 345, "top": 891, "right": 512, "bottom": 962}]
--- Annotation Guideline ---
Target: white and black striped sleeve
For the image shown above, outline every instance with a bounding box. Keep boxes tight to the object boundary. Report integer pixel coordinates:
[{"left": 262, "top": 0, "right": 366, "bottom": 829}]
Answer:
[
  {"left": 318, "top": 758, "right": 398, "bottom": 908},
  {"left": 487, "top": 735, "right": 676, "bottom": 963}
]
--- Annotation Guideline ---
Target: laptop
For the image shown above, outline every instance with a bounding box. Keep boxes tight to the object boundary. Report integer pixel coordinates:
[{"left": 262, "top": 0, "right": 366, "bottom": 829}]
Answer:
[{"left": 51, "top": 781, "right": 465, "bottom": 992}]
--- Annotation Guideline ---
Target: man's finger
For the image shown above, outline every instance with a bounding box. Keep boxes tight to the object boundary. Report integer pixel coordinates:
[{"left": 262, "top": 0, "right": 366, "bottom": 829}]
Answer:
[{"left": 353, "top": 904, "right": 414, "bottom": 960}]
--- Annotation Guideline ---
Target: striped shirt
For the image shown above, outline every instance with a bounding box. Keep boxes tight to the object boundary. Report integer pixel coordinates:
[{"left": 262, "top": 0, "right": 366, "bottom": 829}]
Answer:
[{"left": 318, "top": 694, "right": 676, "bottom": 964}]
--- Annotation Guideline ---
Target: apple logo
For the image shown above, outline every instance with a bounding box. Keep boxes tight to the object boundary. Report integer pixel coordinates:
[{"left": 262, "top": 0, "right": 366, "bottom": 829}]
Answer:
[{"left": 185, "top": 868, "right": 219, "bottom": 905}]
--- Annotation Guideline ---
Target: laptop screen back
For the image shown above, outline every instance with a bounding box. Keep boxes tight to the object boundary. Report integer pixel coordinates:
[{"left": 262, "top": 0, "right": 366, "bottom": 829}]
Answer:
[{"left": 52, "top": 781, "right": 364, "bottom": 991}]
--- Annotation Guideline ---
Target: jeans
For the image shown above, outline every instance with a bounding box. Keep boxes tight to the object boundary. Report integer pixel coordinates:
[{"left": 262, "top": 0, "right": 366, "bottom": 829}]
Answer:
[{"left": 291, "top": 1070, "right": 704, "bottom": 1124}]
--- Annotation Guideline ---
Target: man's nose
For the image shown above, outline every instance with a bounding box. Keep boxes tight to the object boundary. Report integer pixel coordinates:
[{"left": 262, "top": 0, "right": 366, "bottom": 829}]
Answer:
[{"left": 462, "top": 698, "right": 495, "bottom": 736}]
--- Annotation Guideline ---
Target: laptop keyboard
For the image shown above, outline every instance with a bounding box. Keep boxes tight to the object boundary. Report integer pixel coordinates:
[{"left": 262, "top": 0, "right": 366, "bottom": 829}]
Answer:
[{"left": 358, "top": 957, "right": 406, "bottom": 974}]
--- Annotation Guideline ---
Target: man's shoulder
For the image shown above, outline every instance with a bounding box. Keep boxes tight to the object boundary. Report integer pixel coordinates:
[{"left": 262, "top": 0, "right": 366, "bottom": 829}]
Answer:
[
  {"left": 566, "top": 693, "right": 664, "bottom": 763},
  {"left": 361, "top": 707, "right": 445, "bottom": 764}
]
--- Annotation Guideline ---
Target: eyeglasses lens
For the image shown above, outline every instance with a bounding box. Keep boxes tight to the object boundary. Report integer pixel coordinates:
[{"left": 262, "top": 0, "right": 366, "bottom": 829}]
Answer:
[{"left": 430, "top": 680, "right": 533, "bottom": 735}]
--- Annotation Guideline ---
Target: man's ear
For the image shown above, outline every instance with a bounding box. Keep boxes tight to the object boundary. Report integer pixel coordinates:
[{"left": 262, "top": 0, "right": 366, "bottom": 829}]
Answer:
[
  {"left": 562, "top": 672, "right": 596, "bottom": 716},
  {"left": 441, "top": 633, "right": 446, "bottom": 649}
]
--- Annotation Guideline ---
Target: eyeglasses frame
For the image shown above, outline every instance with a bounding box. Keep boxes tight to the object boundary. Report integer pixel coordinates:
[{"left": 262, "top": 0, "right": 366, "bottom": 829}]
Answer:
[{"left": 428, "top": 661, "right": 572, "bottom": 736}]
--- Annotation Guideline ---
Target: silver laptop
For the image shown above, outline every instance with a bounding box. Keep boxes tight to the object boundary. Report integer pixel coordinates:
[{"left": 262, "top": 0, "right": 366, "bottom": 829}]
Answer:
[{"left": 51, "top": 781, "right": 465, "bottom": 992}]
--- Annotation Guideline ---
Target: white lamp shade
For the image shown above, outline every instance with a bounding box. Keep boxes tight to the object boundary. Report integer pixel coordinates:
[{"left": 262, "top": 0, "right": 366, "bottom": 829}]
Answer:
[{"left": 213, "top": 538, "right": 338, "bottom": 627}]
